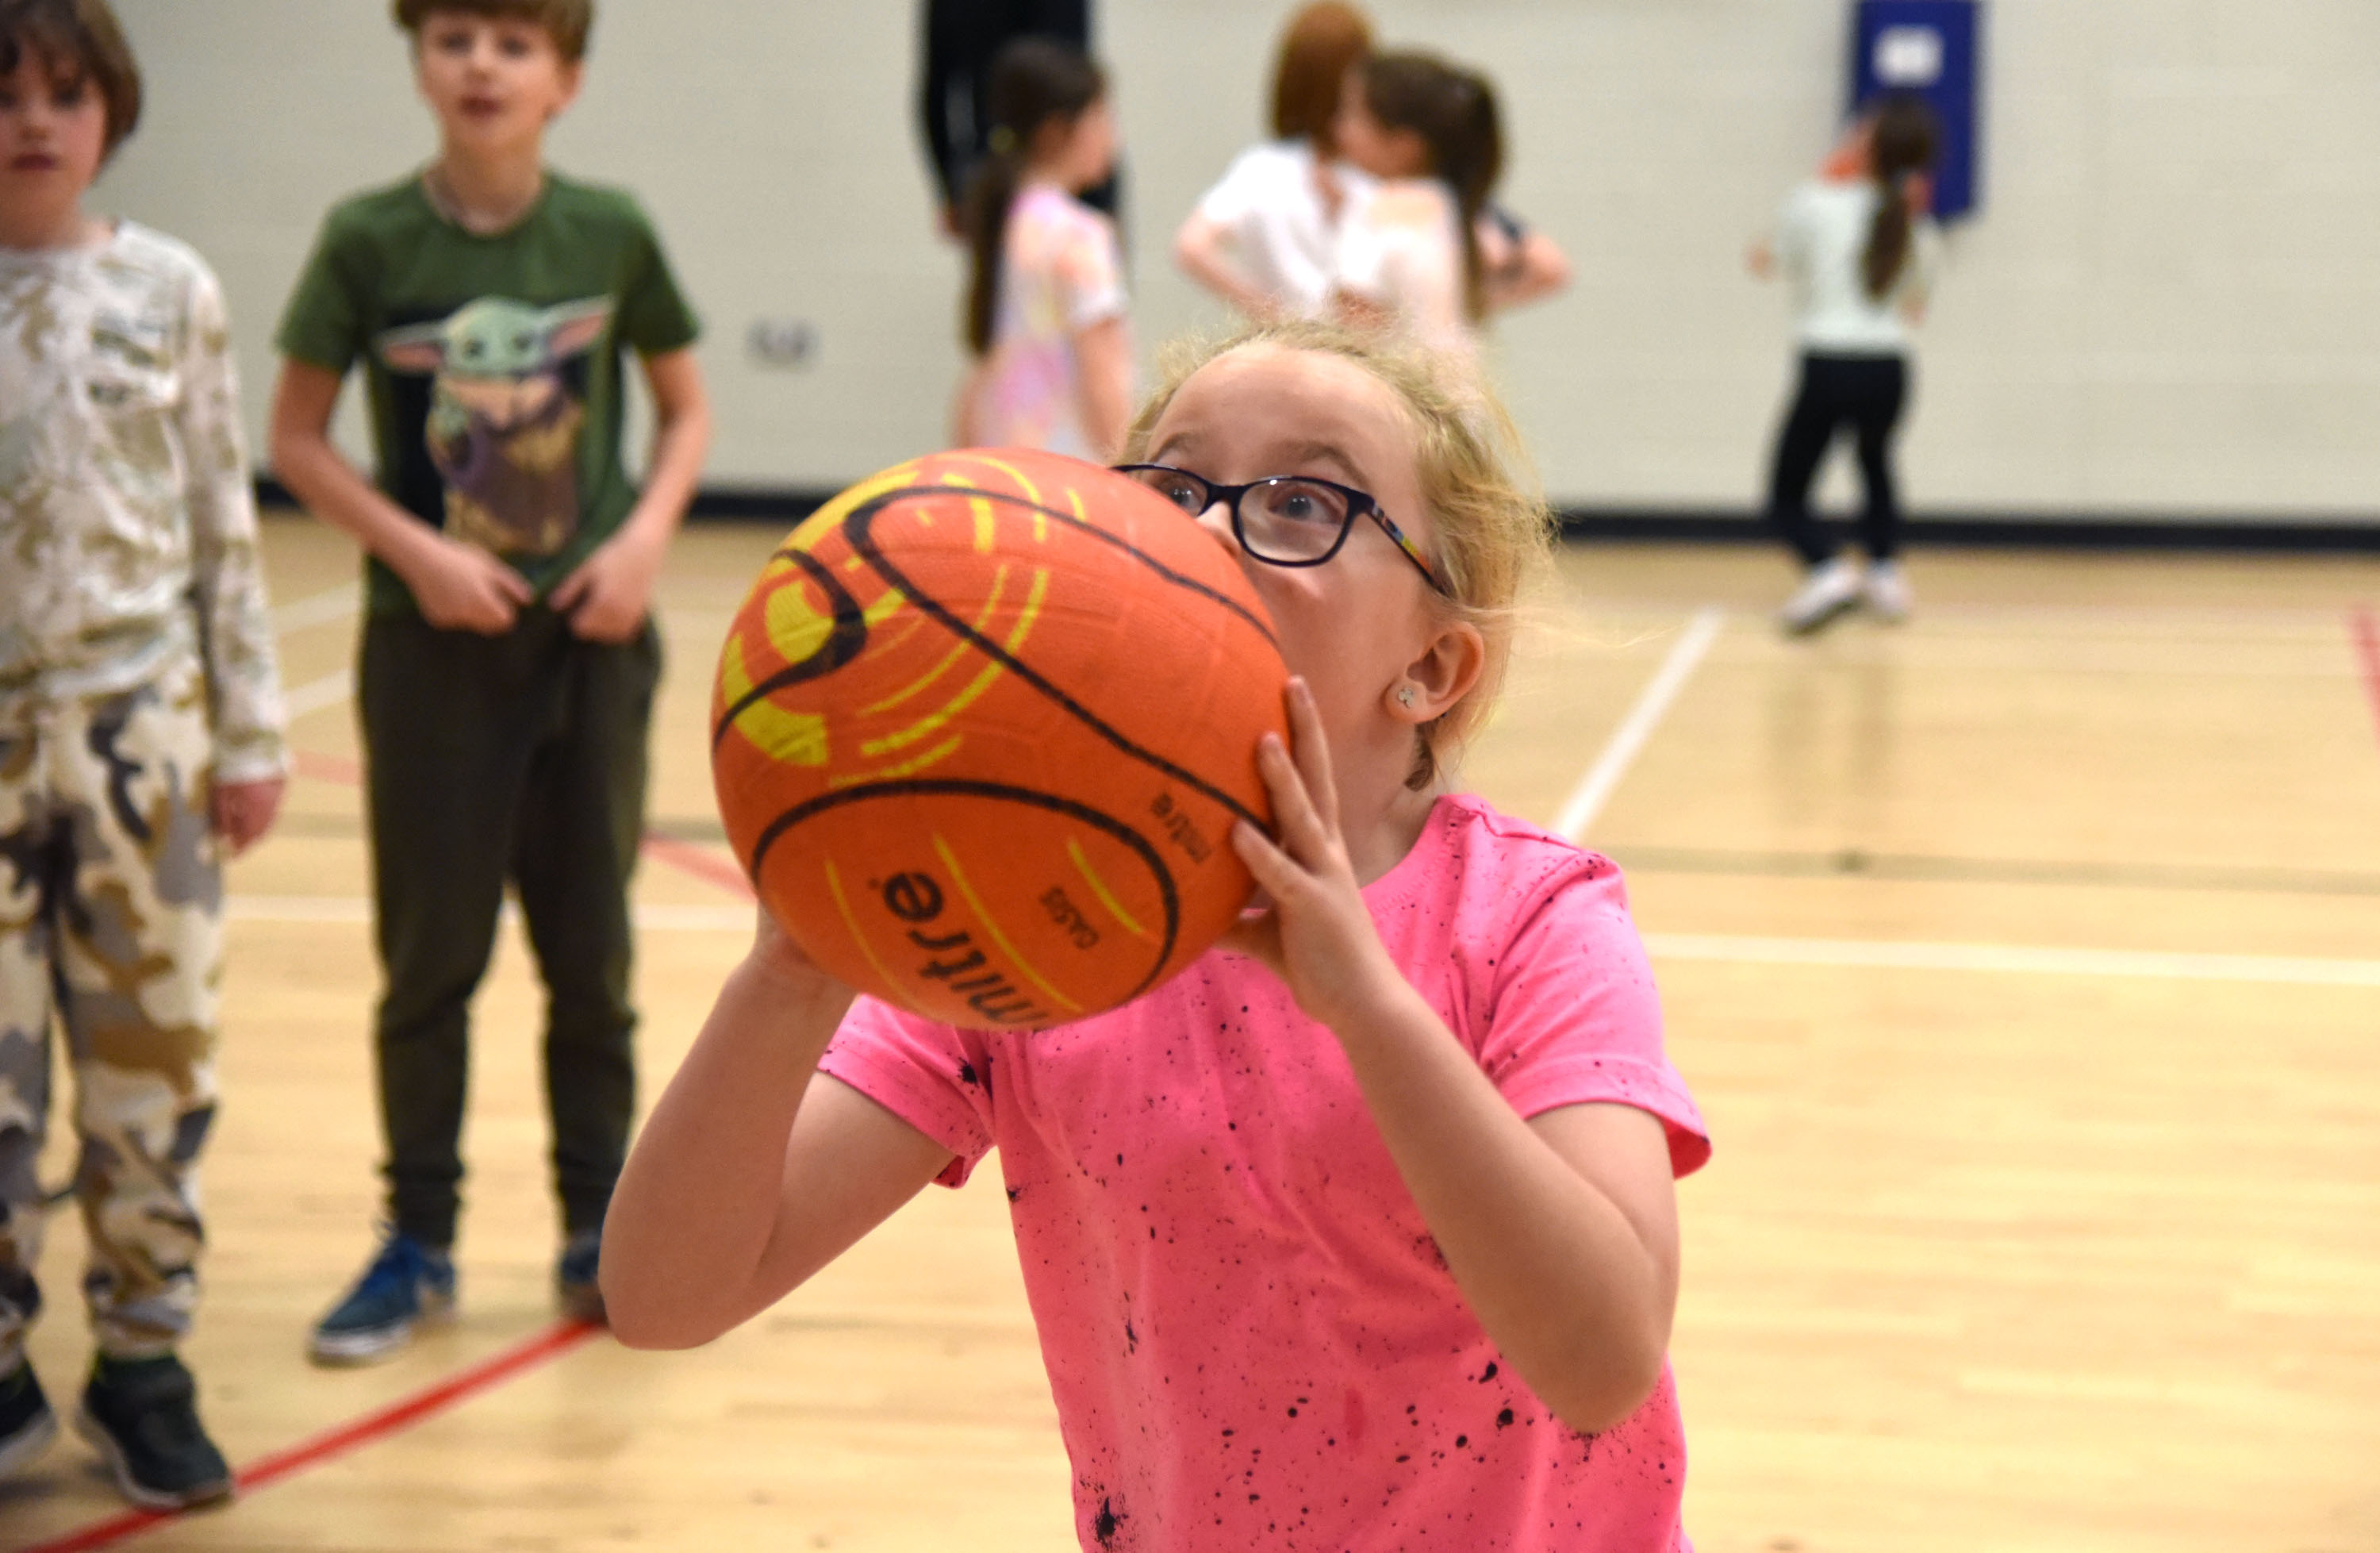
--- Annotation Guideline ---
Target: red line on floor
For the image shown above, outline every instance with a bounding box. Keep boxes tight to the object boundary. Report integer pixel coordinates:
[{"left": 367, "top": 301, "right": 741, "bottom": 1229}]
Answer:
[
  {"left": 289, "top": 747, "right": 362, "bottom": 786},
  {"left": 2352, "top": 607, "right": 2380, "bottom": 745},
  {"left": 17, "top": 1320, "right": 604, "bottom": 1553},
  {"left": 639, "top": 831, "right": 756, "bottom": 899}
]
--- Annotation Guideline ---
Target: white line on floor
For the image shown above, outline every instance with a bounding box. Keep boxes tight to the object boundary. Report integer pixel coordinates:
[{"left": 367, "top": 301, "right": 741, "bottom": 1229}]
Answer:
[
  {"left": 1642, "top": 933, "right": 2380, "bottom": 988},
  {"left": 284, "top": 669, "right": 355, "bottom": 718},
  {"left": 1555, "top": 605, "right": 1725, "bottom": 843},
  {"left": 270, "top": 584, "right": 360, "bottom": 635}
]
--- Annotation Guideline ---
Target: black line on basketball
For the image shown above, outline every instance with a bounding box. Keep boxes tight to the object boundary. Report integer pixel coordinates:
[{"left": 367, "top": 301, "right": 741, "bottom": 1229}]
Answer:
[
  {"left": 843, "top": 488, "right": 1271, "bottom": 833},
  {"left": 750, "top": 778, "right": 1183, "bottom": 1003},
  {"left": 867, "top": 481, "right": 1279, "bottom": 650},
  {"left": 711, "top": 547, "right": 870, "bottom": 752}
]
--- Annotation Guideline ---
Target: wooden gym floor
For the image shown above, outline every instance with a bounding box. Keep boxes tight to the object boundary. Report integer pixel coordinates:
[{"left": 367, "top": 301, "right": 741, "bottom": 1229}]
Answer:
[{"left": 7, "top": 515, "right": 2378, "bottom": 1552}]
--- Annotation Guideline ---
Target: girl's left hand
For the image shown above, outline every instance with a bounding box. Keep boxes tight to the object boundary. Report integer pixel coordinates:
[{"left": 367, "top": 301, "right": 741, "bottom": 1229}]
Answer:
[{"left": 1221, "top": 677, "right": 1407, "bottom": 1032}]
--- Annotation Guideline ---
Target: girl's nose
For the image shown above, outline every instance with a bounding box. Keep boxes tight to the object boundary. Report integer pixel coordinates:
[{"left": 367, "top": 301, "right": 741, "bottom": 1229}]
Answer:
[{"left": 1192, "top": 499, "right": 1239, "bottom": 554}]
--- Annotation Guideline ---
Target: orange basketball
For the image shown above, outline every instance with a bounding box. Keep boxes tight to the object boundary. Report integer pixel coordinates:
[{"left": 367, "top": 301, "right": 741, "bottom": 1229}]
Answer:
[{"left": 711, "top": 448, "right": 1290, "bottom": 1030}]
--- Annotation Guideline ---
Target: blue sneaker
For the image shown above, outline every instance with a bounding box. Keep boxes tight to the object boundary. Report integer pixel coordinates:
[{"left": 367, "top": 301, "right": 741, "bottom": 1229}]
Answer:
[
  {"left": 308, "top": 1231, "right": 455, "bottom": 1367},
  {"left": 556, "top": 1230, "right": 605, "bottom": 1324}
]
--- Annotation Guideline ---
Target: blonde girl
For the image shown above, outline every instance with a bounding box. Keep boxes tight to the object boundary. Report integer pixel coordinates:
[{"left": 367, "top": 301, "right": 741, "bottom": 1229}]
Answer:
[{"left": 604, "top": 319, "right": 1710, "bottom": 1551}]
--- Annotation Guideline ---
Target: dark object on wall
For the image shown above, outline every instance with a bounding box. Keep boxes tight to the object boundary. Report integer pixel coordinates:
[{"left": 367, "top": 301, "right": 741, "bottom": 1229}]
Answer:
[
  {"left": 918, "top": 0, "right": 1118, "bottom": 225},
  {"left": 1850, "top": 0, "right": 1981, "bottom": 220}
]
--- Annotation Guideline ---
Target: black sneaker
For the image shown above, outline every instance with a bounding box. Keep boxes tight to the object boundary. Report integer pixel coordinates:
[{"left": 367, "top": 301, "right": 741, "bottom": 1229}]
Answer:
[
  {"left": 0, "top": 1359, "right": 58, "bottom": 1478},
  {"left": 556, "top": 1230, "right": 605, "bottom": 1324},
  {"left": 75, "top": 1354, "right": 233, "bottom": 1509}
]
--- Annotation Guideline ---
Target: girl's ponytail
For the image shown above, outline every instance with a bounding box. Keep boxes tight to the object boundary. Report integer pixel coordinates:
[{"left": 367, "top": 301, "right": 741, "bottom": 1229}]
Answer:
[
  {"left": 1359, "top": 53, "right": 1505, "bottom": 321},
  {"left": 962, "top": 134, "right": 1023, "bottom": 356},
  {"left": 1857, "top": 93, "right": 1940, "bottom": 301},
  {"left": 963, "top": 37, "right": 1107, "bottom": 357},
  {"left": 1442, "top": 70, "right": 1503, "bottom": 321}
]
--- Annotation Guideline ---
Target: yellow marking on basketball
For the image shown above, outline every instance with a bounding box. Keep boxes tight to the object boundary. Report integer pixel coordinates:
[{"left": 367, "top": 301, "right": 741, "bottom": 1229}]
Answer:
[
  {"left": 862, "top": 567, "right": 1008, "bottom": 715},
  {"left": 827, "top": 732, "right": 964, "bottom": 790},
  {"left": 970, "top": 453, "right": 1043, "bottom": 508},
  {"left": 859, "top": 569, "right": 1048, "bottom": 755},
  {"left": 971, "top": 497, "right": 999, "bottom": 554},
  {"left": 788, "top": 464, "right": 917, "bottom": 552},
  {"left": 967, "top": 453, "right": 1050, "bottom": 541},
  {"left": 1002, "top": 567, "right": 1050, "bottom": 652},
  {"left": 1066, "top": 838, "right": 1150, "bottom": 940},
  {"left": 763, "top": 571, "right": 839, "bottom": 665},
  {"left": 872, "top": 609, "right": 931, "bottom": 659},
  {"left": 931, "top": 834, "right": 1082, "bottom": 1014},
  {"left": 826, "top": 858, "right": 908, "bottom": 997},
  {"left": 864, "top": 590, "right": 909, "bottom": 627},
  {"left": 718, "top": 632, "right": 827, "bottom": 766},
  {"left": 862, "top": 658, "right": 1003, "bottom": 755}
]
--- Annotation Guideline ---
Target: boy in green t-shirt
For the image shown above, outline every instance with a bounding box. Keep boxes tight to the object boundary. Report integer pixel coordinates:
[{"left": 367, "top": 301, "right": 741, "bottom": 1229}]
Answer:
[{"left": 267, "top": 0, "right": 710, "bottom": 1365}]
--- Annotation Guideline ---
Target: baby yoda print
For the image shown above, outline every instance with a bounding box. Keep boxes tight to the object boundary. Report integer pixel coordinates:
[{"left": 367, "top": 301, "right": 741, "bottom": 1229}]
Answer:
[{"left": 375, "top": 296, "right": 612, "bottom": 559}]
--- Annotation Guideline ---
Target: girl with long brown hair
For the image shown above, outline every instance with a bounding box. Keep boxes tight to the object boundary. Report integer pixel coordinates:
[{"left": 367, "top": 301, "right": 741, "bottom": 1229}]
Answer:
[
  {"left": 1329, "top": 48, "right": 1509, "bottom": 351},
  {"left": 1750, "top": 93, "right": 1943, "bottom": 633},
  {"left": 951, "top": 36, "right": 1132, "bottom": 460}
]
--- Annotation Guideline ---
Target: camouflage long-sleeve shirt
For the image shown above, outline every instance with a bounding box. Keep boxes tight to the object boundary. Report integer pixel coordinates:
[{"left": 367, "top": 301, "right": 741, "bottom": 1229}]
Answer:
[{"left": 0, "top": 221, "right": 286, "bottom": 781}]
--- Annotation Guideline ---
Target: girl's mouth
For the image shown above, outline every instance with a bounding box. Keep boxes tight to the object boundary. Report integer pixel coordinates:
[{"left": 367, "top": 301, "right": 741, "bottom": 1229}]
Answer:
[{"left": 10, "top": 152, "right": 60, "bottom": 171}]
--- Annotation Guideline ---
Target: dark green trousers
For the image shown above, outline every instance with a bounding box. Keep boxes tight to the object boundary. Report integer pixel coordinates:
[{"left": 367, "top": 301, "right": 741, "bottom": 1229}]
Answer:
[{"left": 358, "top": 607, "right": 659, "bottom": 1248}]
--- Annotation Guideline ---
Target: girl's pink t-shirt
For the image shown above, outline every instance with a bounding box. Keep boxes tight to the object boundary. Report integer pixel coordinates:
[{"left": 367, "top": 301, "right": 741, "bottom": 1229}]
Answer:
[{"left": 821, "top": 794, "right": 1710, "bottom": 1551}]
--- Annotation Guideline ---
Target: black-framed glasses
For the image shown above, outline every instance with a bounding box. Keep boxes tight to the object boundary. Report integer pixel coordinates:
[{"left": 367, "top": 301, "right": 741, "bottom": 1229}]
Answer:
[{"left": 1113, "top": 464, "right": 1449, "bottom": 595}]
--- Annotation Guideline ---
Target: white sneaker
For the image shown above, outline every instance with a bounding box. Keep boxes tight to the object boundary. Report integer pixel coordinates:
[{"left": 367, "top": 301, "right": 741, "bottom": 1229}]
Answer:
[
  {"left": 1779, "top": 555, "right": 1864, "bottom": 635},
  {"left": 1864, "top": 559, "right": 1913, "bottom": 622}
]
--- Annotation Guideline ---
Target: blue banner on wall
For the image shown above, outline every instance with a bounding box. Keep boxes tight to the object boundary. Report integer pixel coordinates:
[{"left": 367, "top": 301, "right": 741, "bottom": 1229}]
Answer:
[{"left": 1849, "top": 0, "right": 1981, "bottom": 220}]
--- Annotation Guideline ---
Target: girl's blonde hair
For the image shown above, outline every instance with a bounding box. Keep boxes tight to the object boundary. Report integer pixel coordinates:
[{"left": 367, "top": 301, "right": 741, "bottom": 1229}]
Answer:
[{"left": 1121, "top": 317, "right": 1553, "bottom": 789}]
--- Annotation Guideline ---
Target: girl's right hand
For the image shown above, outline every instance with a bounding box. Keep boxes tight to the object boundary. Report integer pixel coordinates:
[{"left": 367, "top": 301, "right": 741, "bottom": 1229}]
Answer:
[{"left": 747, "top": 909, "right": 852, "bottom": 1002}]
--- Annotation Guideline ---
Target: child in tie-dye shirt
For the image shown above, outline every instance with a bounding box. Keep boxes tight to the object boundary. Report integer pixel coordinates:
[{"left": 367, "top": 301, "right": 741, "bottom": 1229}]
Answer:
[{"left": 952, "top": 37, "right": 1131, "bottom": 462}]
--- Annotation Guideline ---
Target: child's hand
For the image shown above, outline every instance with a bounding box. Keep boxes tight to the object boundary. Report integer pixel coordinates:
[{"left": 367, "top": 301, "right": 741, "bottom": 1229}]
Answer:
[
  {"left": 551, "top": 522, "right": 666, "bottom": 644},
  {"left": 747, "top": 907, "right": 853, "bottom": 1004},
  {"left": 405, "top": 532, "right": 533, "bottom": 634},
  {"left": 1221, "top": 678, "right": 1407, "bottom": 1032},
  {"left": 210, "top": 775, "right": 286, "bottom": 856}
]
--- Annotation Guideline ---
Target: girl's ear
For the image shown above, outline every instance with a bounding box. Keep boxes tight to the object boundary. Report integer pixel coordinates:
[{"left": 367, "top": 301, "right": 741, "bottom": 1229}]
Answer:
[{"left": 1388, "top": 618, "right": 1486, "bottom": 726}]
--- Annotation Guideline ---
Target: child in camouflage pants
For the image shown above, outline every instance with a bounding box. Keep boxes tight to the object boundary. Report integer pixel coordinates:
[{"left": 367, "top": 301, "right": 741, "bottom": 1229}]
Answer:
[{"left": 0, "top": 0, "right": 286, "bottom": 1512}]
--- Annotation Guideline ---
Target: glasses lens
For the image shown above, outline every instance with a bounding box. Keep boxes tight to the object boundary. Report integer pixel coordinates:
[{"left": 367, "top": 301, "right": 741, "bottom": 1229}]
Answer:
[
  {"left": 1240, "top": 479, "right": 1351, "bottom": 562},
  {"left": 1123, "top": 467, "right": 1209, "bottom": 516}
]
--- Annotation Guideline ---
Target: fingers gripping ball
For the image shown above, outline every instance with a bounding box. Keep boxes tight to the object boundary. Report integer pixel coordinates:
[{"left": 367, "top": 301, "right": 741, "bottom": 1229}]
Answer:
[{"left": 712, "top": 448, "right": 1290, "bottom": 1029}]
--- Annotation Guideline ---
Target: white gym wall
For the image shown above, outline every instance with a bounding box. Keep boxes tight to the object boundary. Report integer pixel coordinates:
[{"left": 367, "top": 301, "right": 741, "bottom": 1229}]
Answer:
[{"left": 102, "top": 0, "right": 2380, "bottom": 525}]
